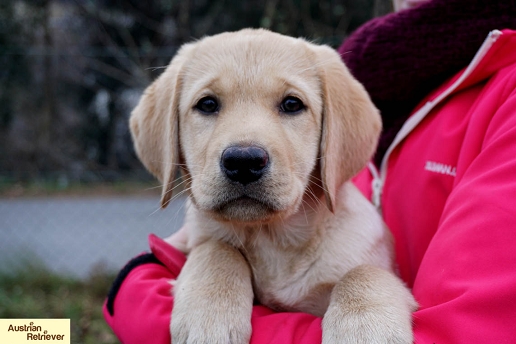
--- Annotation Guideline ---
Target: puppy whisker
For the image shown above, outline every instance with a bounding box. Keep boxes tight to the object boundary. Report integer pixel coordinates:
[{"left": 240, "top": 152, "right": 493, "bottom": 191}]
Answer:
[
  {"left": 229, "top": 222, "right": 247, "bottom": 255},
  {"left": 145, "top": 174, "right": 191, "bottom": 194},
  {"left": 294, "top": 56, "right": 336, "bottom": 74},
  {"left": 148, "top": 185, "right": 194, "bottom": 215},
  {"left": 146, "top": 66, "right": 168, "bottom": 72},
  {"left": 300, "top": 202, "right": 310, "bottom": 226},
  {"left": 164, "top": 194, "right": 190, "bottom": 229},
  {"left": 150, "top": 160, "right": 203, "bottom": 169},
  {"left": 252, "top": 223, "right": 263, "bottom": 249},
  {"left": 303, "top": 189, "right": 323, "bottom": 210},
  {"left": 301, "top": 195, "right": 319, "bottom": 214}
]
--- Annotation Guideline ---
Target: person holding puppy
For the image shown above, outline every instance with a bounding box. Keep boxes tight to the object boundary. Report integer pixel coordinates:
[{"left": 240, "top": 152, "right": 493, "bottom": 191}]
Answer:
[{"left": 103, "top": 0, "right": 516, "bottom": 342}]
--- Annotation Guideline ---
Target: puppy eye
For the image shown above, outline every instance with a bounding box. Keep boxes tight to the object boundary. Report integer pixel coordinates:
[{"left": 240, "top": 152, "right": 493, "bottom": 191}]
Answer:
[
  {"left": 194, "top": 96, "right": 219, "bottom": 114},
  {"left": 280, "top": 96, "right": 305, "bottom": 114}
]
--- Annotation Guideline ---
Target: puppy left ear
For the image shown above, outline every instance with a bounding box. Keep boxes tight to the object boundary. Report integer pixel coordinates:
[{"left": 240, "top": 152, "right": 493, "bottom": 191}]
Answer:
[
  {"left": 130, "top": 43, "right": 194, "bottom": 208},
  {"left": 314, "top": 45, "right": 381, "bottom": 212}
]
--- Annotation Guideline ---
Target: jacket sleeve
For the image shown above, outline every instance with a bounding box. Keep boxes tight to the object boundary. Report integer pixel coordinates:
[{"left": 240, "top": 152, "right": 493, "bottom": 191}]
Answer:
[
  {"left": 410, "top": 75, "right": 516, "bottom": 343},
  {"left": 102, "top": 235, "right": 185, "bottom": 344},
  {"left": 103, "top": 234, "right": 323, "bottom": 344}
]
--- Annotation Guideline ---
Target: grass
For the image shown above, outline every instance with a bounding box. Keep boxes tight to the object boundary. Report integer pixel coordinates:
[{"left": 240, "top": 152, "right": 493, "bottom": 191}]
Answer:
[{"left": 0, "top": 263, "right": 120, "bottom": 344}]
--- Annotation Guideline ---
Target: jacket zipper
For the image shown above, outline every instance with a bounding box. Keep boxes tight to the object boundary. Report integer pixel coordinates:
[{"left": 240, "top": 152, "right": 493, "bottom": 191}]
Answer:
[{"left": 369, "top": 30, "right": 502, "bottom": 210}]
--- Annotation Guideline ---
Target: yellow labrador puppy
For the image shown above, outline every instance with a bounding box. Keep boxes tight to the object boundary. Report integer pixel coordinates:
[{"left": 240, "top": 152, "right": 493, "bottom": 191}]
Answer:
[{"left": 130, "top": 29, "right": 416, "bottom": 344}]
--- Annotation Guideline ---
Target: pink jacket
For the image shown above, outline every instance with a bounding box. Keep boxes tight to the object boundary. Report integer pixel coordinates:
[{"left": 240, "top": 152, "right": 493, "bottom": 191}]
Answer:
[{"left": 103, "top": 29, "right": 516, "bottom": 343}]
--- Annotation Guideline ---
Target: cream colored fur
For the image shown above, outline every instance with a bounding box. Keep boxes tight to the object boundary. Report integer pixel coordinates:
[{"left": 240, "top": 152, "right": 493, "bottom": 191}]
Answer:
[{"left": 130, "top": 28, "right": 417, "bottom": 344}]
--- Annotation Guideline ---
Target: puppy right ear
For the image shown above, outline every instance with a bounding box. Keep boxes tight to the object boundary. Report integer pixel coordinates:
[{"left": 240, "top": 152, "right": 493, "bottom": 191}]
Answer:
[
  {"left": 130, "top": 44, "right": 194, "bottom": 208},
  {"left": 314, "top": 45, "right": 381, "bottom": 213}
]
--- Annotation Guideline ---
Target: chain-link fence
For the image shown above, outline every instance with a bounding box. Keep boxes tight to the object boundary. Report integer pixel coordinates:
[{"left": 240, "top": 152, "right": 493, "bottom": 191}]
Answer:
[{"left": 0, "top": 192, "right": 186, "bottom": 278}]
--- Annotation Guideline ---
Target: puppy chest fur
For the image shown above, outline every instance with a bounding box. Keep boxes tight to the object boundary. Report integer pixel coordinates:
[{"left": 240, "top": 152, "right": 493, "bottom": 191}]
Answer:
[{"left": 185, "top": 183, "right": 393, "bottom": 317}]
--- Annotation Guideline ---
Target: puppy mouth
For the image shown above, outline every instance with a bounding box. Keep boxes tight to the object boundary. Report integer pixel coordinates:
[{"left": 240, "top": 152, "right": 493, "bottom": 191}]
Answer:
[
  {"left": 218, "top": 195, "right": 274, "bottom": 209},
  {"left": 212, "top": 193, "right": 280, "bottom": 223}
]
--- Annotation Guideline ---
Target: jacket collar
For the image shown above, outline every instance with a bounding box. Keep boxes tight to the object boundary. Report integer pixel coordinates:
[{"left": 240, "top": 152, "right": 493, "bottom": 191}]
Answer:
[{"left": 371, "top": 29, "right": 516, "bottom": 209}]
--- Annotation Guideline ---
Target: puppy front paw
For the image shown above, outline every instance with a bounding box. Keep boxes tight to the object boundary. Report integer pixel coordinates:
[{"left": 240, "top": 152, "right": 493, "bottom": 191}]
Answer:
[
  {"left": 322, "top": 308, "right": 413, "bottom": 344},
  {"left": 170, "top": 240, "right": 254, "bottom": 344},
  {"left": 322, "top": 265, "right": 417, "bottom": 344},
  {"left": 171, "top": 303, "right": 252, "bottom": 344}
]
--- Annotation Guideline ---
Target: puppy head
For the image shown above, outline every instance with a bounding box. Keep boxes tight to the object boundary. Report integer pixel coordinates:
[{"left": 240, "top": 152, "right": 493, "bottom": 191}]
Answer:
[{"left": 130, "top": 29, "right": 380, "bottom": 223}]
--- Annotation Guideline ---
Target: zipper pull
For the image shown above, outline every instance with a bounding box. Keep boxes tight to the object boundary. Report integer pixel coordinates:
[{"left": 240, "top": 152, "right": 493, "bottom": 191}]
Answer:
[
  {"left": 367, "top": 162, "right": 383, "bottom": 210},
  {"left": 372, "top": 177, "right": 383, "bottom": 210}
]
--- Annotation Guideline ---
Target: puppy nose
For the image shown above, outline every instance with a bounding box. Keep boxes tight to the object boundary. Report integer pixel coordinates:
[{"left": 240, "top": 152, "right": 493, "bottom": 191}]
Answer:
[{"left": 221, "top": 146, "right": 269, "bottom": 185}]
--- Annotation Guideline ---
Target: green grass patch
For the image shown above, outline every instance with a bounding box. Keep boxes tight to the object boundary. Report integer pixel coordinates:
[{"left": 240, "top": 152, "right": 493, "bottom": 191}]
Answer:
[{"left": 0, "top": 263, "right": 120, "bottom": 344}]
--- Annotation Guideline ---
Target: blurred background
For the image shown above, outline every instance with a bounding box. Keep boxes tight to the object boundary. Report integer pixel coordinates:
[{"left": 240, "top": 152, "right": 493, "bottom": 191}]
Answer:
[{"left": 0, "top": 0, "right": 391, "bottom": 342}]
